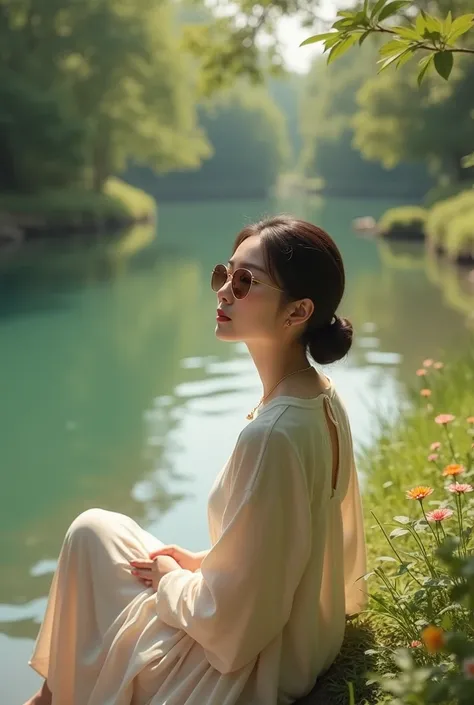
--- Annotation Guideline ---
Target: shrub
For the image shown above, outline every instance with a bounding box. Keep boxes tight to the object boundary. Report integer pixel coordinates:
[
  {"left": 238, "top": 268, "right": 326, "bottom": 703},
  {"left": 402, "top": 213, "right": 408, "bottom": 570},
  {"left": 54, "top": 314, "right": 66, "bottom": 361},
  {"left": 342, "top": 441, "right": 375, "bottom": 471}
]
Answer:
[
  {"left": 426, "top": 191, "right": 474, "bottom": 255},
  {"left": 378, "top": 206, "right": 428, "bottom": 240},
  {"left": 424, "top": 182, "right": 474, "bottom": 209}
]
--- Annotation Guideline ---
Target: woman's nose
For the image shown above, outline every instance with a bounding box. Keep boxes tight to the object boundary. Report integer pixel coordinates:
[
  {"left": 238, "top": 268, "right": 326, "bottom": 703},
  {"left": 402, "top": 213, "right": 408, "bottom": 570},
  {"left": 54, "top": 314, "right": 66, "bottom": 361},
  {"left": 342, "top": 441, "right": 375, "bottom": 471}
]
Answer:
[{"left": 217, "top": 276, "right": 233, "bottom": 304}]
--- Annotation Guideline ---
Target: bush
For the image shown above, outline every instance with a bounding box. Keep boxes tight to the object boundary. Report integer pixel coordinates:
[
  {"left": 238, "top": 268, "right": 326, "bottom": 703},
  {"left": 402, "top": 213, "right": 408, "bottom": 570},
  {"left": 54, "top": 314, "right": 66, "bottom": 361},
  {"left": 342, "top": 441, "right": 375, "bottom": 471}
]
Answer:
[
  {"left": 426, "top": 190, "right": 474, "bottom": 258},
  {"left": 0, "top": 178, "right": 155, "bottom": 226},
  {"left": 378, "top": 206, "right": 428, "bottom": 240},
  {"left": 424, "top": 182, "right": 474, "bottom": 209}
]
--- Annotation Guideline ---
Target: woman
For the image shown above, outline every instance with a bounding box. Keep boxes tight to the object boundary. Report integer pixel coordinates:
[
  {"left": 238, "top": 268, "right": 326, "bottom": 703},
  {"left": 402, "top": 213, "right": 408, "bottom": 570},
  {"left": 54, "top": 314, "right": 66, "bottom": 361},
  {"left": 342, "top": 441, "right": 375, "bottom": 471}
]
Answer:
[{"left": 26, "top": 215, "right": 367, "bottom": 705}]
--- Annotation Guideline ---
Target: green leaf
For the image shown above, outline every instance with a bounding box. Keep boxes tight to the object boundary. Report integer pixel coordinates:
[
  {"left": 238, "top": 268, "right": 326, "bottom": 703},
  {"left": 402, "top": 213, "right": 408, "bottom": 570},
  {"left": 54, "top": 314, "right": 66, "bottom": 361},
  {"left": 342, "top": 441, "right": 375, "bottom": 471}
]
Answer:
[
  {"left": 392, "top": 25, "right": 423, "bottom": 41},
  {"left": 379, "top": 38, "right": 410, "bottom": 56},
  {"left": 390, "top": 528, "right": 410, "bottom": 538},
  {"left": 397, "top": 47, "right": 416, "bottom": 68},
  {"left": 371, "top": 0, "right": 388, "bottom": 21},
  {"left": 422, "top": 14, "right": 443, "bottom": 34},
  {"left": 434, "top": 51, "right": 453, "bottom": 80},
  {"left": 461, "top": 152, "right": 474, "bottom": 169},
  {"left": 327, "top": 34, "right": 359, "bottom": 64},
  {"left": 299, "top": 32, "right": 338, "bottom": 48},
  {"left": 443, "top": 11, "right": 452, "bottom": 36},
  {"left": 378, "top": 1, "right": 412, "bottom": 23},
  {"left": 416, "top": 13, "right": 426, "bottom": 37},
  {"left": 446, "top": 14, "right": 474, "bottom": 45},
  {"left": 359, "top": 29, "right": 374, "bottom": 45},
  {"left": 393, "top": 515, "right": 411, "bottom": 524},
  {"left": 417, "top": 54, "right": 434, "bottom": 86},
  {"left": 336, "top": 10, "right": 355, "bottom": 18},
  {"left": 364, "top": 0, "right": 370, "bottom": 15},
  {"left": 324, "top": 34, "right": 343, "bottom": 50},
  {"left": 376, "top": 555, "right": 399, "bottom": 562},
  {"left": 377, "top": 49, "right": 410, "bottom": 72}
]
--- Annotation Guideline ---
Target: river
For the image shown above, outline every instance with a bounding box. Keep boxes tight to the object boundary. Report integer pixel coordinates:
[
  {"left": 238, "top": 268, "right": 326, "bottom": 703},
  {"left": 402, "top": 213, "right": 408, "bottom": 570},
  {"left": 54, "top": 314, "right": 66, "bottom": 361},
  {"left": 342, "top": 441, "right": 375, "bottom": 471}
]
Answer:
[{"left": 0, "top": 195, "right": 472, "bottom": 703}]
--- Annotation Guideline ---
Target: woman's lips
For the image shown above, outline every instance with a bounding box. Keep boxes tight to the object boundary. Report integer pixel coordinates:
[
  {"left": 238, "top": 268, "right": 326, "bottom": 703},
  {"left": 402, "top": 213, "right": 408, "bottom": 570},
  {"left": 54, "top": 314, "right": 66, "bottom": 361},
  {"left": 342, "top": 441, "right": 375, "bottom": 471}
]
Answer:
[{"left": 216, "top": 310, "right": 231, "bottom": 322}]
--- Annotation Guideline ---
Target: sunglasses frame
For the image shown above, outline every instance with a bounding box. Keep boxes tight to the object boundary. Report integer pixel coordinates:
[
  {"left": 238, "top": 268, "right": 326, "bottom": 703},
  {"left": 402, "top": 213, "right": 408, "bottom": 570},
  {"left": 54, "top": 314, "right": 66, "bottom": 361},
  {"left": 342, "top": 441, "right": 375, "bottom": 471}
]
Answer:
[{"left": 211, "top": 264, "right": 283, "bottom": 299}]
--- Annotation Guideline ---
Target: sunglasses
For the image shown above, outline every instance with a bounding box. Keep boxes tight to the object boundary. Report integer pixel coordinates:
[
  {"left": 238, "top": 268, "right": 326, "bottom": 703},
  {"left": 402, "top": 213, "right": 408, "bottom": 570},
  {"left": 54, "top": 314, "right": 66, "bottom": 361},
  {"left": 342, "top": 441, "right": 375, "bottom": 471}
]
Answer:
[{"left": 211, "top": 263, "right": 283, "bottom": 300}]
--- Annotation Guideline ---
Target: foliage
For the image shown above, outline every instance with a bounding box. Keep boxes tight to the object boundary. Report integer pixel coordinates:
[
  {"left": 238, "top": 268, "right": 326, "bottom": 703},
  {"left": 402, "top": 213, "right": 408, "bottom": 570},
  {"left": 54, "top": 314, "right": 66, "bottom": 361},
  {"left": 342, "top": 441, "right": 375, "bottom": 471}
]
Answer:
[
  {"left": 125, "top": 84, "right": 290, "bottom": 200},
  {"left": 0, "top": 178, "right": 155, "bottom": 224},
  {"left": 300, "top": 45, "right": 432, "bottom": 197},
  {"left": 353, "top": 56, "right": 474, "bottom": 179},
  {"left": 378, "top": 206, "right": 428, "bottom": 237},
  {"left": 358, "top": 351, "right": 474, "bottom": 704},
  {"left": 426, "top": 190, "right": 474, "bottom": 259},
  {"left": 301, "top": 1, "right": 474, "bottom": 85},
  {"left": 424, "top": 181, "right": 474, "bottom": 207},
  {"left": 0, "top": 0, "right": 209, "bottom": 194}
]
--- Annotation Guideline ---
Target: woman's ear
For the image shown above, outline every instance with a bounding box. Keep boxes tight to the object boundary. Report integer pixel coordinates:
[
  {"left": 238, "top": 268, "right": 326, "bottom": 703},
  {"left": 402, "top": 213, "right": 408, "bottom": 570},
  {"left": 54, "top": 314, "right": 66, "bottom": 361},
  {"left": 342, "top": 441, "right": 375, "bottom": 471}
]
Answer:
[{"left": 288, "top": 299, "right": 314, "bottom": 326}]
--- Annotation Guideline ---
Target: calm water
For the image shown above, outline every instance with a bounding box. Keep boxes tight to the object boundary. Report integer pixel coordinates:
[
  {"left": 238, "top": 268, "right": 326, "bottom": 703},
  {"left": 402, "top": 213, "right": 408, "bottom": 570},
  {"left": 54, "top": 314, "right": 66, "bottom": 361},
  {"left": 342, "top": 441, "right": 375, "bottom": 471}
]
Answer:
[{"left": 0, "top": 196, "right": 472, "bottom": 703}]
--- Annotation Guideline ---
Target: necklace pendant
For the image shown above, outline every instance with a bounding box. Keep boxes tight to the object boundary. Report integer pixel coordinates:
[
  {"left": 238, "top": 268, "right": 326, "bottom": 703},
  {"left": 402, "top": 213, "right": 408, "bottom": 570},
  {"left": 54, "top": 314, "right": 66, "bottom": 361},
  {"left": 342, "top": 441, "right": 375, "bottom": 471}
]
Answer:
[{"left": 246, "top": 409, "right": 256, "bottom": 421}]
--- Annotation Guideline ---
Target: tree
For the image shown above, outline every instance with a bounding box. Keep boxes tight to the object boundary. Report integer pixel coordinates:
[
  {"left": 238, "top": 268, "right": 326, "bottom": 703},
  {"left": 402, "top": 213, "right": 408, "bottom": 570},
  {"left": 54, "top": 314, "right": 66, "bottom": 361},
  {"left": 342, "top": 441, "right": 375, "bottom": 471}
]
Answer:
[{"left": 0, "top": 0, "right": 209, "bottom": 193}]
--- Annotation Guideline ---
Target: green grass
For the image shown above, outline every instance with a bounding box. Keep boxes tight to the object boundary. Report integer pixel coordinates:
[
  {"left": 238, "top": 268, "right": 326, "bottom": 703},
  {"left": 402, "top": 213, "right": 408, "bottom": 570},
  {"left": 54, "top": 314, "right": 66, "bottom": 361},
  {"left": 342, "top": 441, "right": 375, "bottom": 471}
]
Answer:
[
  {"left": 0, "top": 177, "right": 155, "bottom": 225},
  {"left": 297, "top": 348, "right": 474, "bottom": 705}
]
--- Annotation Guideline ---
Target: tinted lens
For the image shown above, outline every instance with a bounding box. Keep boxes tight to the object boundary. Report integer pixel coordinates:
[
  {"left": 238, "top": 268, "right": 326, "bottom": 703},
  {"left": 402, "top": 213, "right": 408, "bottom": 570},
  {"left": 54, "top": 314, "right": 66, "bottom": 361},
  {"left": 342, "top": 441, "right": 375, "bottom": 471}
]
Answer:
[
  {"left": 232, "top": 268, "right": 252, "bottom": 299},
  {"left": 211, "top": 265, "right": 227, "bottom": 292}
]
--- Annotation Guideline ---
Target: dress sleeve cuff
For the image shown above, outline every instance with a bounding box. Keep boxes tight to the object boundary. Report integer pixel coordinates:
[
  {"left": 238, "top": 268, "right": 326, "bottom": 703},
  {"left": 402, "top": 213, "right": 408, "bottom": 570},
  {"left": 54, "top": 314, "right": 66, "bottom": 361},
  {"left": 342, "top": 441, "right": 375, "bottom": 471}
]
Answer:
[{"left": 155, "top": 568, "right": 196, "bottom": 629}]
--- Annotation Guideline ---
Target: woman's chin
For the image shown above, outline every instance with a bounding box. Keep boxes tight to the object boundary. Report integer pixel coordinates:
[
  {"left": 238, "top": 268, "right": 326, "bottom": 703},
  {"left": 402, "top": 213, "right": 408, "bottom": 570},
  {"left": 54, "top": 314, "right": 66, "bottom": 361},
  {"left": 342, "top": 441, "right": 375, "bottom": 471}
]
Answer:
[{"left": 215, "top": 324, "right": 237, "bottom": 341}]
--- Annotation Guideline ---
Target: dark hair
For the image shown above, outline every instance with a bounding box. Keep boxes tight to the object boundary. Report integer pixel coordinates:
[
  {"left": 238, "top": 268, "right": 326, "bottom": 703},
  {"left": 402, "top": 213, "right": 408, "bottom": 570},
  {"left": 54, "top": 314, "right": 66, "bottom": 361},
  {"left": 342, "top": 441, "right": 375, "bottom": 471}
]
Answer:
[{"left": 233, "top": 214, "right": 353, "bottom": 365}]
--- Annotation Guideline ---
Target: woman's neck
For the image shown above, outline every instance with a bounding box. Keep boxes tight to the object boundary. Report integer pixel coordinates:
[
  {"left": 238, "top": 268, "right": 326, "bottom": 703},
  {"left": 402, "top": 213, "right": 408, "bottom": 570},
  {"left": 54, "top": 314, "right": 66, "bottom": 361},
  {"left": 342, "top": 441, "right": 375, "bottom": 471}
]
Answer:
[{"left": 246, "top": 342, "right": 314, "bottom": 400}]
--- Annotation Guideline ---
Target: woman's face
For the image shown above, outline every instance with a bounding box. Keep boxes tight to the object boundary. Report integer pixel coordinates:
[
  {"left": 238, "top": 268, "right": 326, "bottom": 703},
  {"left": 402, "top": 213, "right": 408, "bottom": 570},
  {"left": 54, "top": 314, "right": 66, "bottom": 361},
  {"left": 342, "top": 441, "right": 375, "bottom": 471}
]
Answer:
[{"left": 214, "top": 236, "right": 287, "bottom": 344}]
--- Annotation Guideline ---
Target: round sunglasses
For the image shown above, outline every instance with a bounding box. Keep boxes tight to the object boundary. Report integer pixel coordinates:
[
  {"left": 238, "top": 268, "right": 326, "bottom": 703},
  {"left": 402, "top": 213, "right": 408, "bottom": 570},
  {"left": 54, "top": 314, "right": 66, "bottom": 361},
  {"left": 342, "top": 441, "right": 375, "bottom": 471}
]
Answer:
[{"left": 211, "top": 264, "right": 283, "bottom": 300}]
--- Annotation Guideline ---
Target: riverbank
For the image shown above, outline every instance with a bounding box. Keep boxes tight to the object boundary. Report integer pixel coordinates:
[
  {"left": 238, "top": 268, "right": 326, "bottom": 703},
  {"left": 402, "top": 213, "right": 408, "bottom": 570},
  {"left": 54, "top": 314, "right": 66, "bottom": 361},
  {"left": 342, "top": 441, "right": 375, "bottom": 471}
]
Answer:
[
  {"left": 0, "top": 178, "right": 156, "bottom": 244},
  {"left": 306, "top": 348, "right": 474, "bottom": 705},
  {"left": 376, "top": 188, "right": 474, "bottom": 267}
]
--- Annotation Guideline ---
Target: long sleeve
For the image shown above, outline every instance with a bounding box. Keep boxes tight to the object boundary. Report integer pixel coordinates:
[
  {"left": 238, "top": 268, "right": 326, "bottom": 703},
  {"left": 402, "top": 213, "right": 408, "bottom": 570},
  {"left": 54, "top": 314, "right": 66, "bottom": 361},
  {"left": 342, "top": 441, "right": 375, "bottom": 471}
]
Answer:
[{"left": 155, "top": 423, "right": 313, "bottom": 674}]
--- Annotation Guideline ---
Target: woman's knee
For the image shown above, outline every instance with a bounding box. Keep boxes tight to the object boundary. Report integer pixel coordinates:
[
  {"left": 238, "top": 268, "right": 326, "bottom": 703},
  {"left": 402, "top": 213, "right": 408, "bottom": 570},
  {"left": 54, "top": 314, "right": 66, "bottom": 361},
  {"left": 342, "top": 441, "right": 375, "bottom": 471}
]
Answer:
[{"left": 66, "top": 507, "right": 112, "bottom": 543}]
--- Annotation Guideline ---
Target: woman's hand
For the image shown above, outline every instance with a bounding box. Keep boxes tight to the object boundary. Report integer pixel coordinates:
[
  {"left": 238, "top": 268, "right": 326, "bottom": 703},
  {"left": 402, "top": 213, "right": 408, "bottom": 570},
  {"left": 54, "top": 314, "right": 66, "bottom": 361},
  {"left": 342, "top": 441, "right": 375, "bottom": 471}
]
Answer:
[
  {"left": 130, "top": 555, "right": 180, "bottom": 592},
  {"left": 148, "top": 544, "right": 208, "bottom": 573}
]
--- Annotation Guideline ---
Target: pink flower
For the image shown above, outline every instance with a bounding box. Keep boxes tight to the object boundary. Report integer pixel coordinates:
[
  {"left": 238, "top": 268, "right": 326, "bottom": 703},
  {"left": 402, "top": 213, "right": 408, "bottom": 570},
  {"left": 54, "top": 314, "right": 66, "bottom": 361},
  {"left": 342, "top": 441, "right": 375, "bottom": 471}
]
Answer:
[
  {"left": 448, "top": 483, "right": 473, "bottom": 494},
  {"left": 463, "top": 656, "right": 474, "bottom": 679},
  {"left": 434, "top": 362, "right": 444, "bottom": 370},
  {"left": 426, "top": 508, "right": 453, "bottom": 523},
  {"left": 428, "top": 453, "right": 439, "bottom": 462},
  {"left": 423, "top": 359, "right": 434, "bottom": 368},
  {"left": 420, "top": 388, "right": 432, "bottom": 398},
  {"left": 435, "top": 414, "right": 455, "bottom": 425},
  {"left": 430, "top": 442, "right": 441, "bottom": 451},
  {"left": 416, "top": 368, "right": 427, "bottom": 377},
  {"left": 410, "top": 640, "right": 422, "bottom": 648}
]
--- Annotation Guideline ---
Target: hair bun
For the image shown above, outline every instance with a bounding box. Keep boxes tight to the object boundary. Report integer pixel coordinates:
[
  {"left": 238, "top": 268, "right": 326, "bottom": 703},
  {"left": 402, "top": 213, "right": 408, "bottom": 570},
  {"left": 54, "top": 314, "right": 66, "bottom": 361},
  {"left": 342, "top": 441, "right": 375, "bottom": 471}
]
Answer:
[{"left": 307, "top": 315, "right": 353, "bottom": 365}]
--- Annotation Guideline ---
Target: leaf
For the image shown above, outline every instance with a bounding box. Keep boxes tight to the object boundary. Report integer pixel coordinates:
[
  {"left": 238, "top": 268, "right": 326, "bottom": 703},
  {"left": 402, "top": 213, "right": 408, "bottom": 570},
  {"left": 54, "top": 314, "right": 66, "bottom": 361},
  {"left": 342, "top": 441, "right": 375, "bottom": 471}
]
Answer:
[
  {"left": 377, "top": 49, "right": 410, "bottom": 72},
  {"left": 299, "top": 32, "right": 337, "bottom": 47},
  {"left": 443, "top": 11, "right": 452, "bottom": 36},
  {"left": 390, "top": 528, "right": 410, "bottom": 538},
  {"left": 378, "top": 1, "right": 412, "bottom": 23},
  {"left": 371, "top": 0, "right": 388, "bottom": 21},
  {"left": 336, "top": 11, "right": 355, "bottom": 18},
  {"left": 446, "top": 14, "right": 474, "bottom": 45},
  {"left": 461, "top": 152, "right": 474, "bottom": 169},
  {"left": 359, "top": 29, "right": 374, "bottom": 45},
  {"left": 422, "top": 14, "right": 443, "bottom": 35},
  {"left": 392, "top": 25, "right": 423, "bottom": 41},
  {"left": 434, "top": 51, "right": 453, "bottom": 80},
  {"left": 393, "top": 515, "right": 411, "bottom": 524},
  {"left": 397, "top": 47, "right": 416, "bottom": 68},
  {"left": 417, "top": 54, "right": 434, "bottom": 86},
  {"left": 379, "top": 39, "right": 410, "bottom": 56},
  {"left": 327, "top": 34, "right": 359, "bottom": 65},
  {"left": 376, "top": 555, "right": 399, "bottom": 562}
]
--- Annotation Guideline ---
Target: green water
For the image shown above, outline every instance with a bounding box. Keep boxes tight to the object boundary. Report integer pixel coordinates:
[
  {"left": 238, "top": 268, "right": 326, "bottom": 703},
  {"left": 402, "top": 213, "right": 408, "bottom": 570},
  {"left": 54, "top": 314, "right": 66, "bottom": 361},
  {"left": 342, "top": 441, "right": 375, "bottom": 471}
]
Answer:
[{"left": 0, "top": 196, "right": 472, "bottom": 702}]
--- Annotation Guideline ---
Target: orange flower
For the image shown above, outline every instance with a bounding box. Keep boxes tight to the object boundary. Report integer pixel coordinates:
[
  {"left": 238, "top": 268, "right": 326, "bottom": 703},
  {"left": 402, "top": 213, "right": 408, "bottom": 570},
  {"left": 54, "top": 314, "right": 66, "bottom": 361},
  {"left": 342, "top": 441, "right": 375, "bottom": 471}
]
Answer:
[
  {"left": 467, "top": 416, "right": 474, "bottom": 424},
  {"left": 442, "top": 464, "right": 465, "bottom": 477},
  {"left": 410, "top": 640, "right": 422, "bottom": 648},
  {"left": 416, "top": 368, "right": 427, "bottom": 376},
  {"left": 406, "top": 486, "right": 434, "bottom": 500},
  {"left": 435, "top": 414, "right": 455, "bottom": 425},
  {"left": 421, "top": 626, "right": 445, "bottom": 653},
  {"left": 448, "top": 483, "right": 473, "bottom": 494},
  {"left": 434, "top": 362, "right": 444, "bottom": 370},
  {"left": 430, "top": 441, "right": 441, "bottom": 451},
  {"left": 420, "top": 388, "right": 432, "bottom": 397},
  {"left": 426, "top": 508, "right": 453, "bottom": 522}
]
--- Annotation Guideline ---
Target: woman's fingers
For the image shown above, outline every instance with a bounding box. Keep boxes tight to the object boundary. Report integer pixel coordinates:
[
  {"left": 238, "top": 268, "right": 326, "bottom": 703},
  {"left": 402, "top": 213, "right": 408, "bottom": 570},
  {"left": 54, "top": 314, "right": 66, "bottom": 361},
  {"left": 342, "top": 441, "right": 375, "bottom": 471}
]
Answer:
[
  {"left": 130, "top": 559, "right": 153, "bottom": 569},
  {"left": 149, "top": 545, "right": 177, "bottom": 560}
]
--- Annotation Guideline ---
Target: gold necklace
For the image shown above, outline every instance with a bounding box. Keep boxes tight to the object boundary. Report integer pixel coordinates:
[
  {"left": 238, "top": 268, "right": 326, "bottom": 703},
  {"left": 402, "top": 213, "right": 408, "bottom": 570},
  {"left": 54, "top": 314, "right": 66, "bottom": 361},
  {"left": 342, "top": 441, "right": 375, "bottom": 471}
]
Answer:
[{"left": 246, "top": 365, "right": 313, "bottom": 420}]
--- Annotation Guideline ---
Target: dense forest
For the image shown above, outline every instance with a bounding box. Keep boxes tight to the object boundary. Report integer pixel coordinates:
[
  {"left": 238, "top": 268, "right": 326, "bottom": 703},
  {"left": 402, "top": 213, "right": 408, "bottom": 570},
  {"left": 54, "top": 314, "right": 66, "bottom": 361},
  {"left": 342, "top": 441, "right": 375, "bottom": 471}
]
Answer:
[{"left": 1, "top": 0, "right": 473, "bottom": 211}]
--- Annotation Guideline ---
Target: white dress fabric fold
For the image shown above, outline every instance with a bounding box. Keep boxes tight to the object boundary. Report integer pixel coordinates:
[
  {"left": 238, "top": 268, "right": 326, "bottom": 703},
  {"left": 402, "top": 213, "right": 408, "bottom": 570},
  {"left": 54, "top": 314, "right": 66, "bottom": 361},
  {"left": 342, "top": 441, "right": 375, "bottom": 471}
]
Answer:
[{"left": 29, "top": 383, "right": 367, "bottom": 705}]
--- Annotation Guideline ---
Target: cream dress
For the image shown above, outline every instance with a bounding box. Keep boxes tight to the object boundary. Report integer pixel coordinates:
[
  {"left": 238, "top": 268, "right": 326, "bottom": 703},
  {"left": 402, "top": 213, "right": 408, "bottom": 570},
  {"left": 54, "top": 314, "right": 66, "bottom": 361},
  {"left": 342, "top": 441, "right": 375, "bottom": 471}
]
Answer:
[{"left": 29, "top": 381, "right": 367, "bottom": 705}]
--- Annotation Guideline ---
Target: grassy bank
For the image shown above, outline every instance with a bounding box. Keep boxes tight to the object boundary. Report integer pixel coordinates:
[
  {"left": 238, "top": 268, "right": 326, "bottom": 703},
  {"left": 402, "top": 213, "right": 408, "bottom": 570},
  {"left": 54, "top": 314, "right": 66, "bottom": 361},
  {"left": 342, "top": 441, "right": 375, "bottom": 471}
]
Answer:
[
  {"left": 0, "top": 177, "right": 156, "bottom": 239},
  {"left": 377, "top": 188, "right": 474, "bottom": 265},
  {"left": 306, "top": 349, "right": 474, "bottom": 705}
]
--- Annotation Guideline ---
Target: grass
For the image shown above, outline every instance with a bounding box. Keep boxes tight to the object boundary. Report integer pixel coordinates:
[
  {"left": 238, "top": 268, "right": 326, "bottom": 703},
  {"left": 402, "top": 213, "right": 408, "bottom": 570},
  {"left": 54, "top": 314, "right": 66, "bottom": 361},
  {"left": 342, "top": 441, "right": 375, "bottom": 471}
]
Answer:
[
  {"left": 297, "top": 348, "right": 474, "bottom": 705},
  {"left": 0, "top": 177, "right": 156, "bottom": 226}
]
